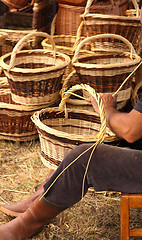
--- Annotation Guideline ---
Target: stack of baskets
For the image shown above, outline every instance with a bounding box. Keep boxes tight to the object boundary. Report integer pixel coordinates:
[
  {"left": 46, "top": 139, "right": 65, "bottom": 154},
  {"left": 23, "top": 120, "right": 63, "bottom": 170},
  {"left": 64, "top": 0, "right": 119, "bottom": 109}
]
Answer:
[
  {"left": 30, "top": 0, "right": 142, "bottom": 169},
  {"left": 0, "top": 31, "right": 70, "bottom": 141}
]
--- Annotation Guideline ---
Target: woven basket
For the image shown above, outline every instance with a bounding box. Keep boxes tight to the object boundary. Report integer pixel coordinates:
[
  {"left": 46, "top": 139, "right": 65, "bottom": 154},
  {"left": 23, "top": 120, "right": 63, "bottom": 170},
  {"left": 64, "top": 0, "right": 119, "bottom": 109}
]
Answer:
[
  {"left": 1, "top": 0, "right": 30, "bottom": 10},
  {"left": 0, "top": 77, "right": 55, "bottom": 141},
  {"left": 56, "top": 1, "right": 119, "bottom": 36},
  {"left": 0, "top": 29, "right": 35, "bottom": 56},
  {"left": 72, "top": 34, "right": 141, "bottom": 107},
  {"left": 80, "top": 0, "right": 141, "bottom": 52},
  {"left": 0, "top": 31, "right": 70, "bottom": 106},
  {"left": 31, "top": 84, "right": 118, "bottom": 169}
]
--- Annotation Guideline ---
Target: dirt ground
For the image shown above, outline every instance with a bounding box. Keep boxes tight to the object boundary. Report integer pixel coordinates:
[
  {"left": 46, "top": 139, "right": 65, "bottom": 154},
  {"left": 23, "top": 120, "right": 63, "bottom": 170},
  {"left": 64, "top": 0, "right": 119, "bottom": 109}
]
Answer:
[{"left": 0, "top": 139, "right": 141, "bottom": 239}]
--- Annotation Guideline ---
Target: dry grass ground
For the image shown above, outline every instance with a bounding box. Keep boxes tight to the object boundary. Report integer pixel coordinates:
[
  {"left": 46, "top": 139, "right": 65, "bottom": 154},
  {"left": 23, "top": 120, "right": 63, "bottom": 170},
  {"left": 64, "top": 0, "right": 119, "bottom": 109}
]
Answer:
[{"left": 0, "top": 139, "right": 141, "bottom": 240}]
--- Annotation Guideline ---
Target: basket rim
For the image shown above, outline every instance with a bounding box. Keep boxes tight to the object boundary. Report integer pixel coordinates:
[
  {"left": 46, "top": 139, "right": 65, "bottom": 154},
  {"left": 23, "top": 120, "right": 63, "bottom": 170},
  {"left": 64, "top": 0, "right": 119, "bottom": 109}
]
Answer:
[
  {"left": 0, "top": 49, "right": 71, "bottom": 74},
  {"left": 82, "top": 13, "right": 141, "bottom": 21},
  {"left": 31, "top": 107, "right": 117, "bottom": 142},
  {"left": 72, "top": 53, "right": 141, "bottom": 69}
]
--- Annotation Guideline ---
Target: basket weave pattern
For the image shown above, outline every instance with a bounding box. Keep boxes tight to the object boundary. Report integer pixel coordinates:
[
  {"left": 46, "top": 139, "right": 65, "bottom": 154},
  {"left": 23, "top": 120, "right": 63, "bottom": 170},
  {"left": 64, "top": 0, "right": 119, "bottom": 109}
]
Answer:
[{"left": 0, "top": 78, "right": 38, "bottom": 141}]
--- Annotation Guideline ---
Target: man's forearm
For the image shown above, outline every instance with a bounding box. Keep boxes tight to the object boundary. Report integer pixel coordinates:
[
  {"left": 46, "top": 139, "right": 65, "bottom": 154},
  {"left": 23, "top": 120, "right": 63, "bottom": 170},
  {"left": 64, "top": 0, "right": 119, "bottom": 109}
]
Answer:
[{"left": 104, "top": 107, "right": 128, "bottom": 139}]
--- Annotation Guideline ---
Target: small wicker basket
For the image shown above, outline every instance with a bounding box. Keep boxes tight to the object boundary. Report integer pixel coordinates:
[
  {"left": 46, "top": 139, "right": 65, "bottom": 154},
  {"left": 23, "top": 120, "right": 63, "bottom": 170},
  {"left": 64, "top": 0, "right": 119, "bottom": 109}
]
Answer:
[
  {"left": 0, "top": 77, "right": 54, "bottom": 141},
  {"left": 31, "top": 84, "right": 118, "bottom": 169},
  {"left": 0, "top": 31, "right": 70, "bottom": 106},
  {"left": 80, "top": 0, "right": 141, "bottom": 53},
  {"left": 72, "top": 34, "right": 141, "bottom": 107}
]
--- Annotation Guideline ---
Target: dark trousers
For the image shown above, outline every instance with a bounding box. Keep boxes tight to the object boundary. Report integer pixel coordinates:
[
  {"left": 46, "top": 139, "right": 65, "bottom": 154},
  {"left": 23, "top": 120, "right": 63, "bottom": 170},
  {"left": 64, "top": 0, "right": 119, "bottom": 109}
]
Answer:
[{"left": 41, "top": 143, "right": 142, "bottom": 210}]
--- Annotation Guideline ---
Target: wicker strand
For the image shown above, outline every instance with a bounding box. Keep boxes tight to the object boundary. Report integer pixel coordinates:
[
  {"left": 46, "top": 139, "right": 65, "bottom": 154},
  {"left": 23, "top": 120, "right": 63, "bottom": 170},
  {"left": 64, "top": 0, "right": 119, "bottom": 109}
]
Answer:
[{"left": 114, "top": 60, "right": 142, "bottom": 95}]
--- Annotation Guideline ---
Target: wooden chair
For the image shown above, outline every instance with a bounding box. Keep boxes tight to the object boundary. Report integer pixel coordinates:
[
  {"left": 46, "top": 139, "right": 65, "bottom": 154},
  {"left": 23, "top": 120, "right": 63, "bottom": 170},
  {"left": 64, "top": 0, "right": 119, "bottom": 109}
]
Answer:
[{"left": 121, "top": 193, "right": 142, "bottom": 240}]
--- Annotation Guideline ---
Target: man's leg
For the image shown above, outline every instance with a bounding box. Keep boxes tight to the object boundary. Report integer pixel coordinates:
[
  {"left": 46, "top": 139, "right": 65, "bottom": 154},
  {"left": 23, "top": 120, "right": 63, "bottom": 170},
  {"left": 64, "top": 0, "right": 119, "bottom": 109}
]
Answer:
[
  {"left": 0, "top": 143, "right": 142, "bottom": 240},
  {"left": 41, "top": 143, "right": 142, "bottom": 209}
]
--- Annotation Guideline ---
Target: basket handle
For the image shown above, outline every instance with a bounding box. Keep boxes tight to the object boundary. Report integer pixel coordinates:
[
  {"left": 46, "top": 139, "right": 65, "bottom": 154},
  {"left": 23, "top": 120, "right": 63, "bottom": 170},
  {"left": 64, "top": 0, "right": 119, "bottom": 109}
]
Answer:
[
  {"left": 131, "top": 0, "right": 140, "bottom": 17},
  {"left": 60, "top": 70, "right": 77, "bottom": 96},
  {"left": 72, "top": 33, "right": 136, "bottom": 63},
  {"left": 59, "top": 83, "right": 106, "bottom": 142},
  {"left": 8, "top": 31, "right": 56, "bottom": 71}
]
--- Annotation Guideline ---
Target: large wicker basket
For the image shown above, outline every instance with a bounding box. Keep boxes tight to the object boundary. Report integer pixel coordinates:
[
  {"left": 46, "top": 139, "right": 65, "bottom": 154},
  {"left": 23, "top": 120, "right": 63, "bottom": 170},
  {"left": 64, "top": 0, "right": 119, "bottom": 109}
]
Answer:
[
  {"left": 0, "top": 31, "right": 70, "bottom": 106},
  {"left": 80, "top": 0, "right": 141, "bottom": 53},
  {"left": 72, "top": 33, "right": 141, "bottom": 107},
  {"left": 0, "top": 77, "right": 55, "bottom": 141},
  {"left": 31, "top": 84, "right": 118, "bottom": 169}
]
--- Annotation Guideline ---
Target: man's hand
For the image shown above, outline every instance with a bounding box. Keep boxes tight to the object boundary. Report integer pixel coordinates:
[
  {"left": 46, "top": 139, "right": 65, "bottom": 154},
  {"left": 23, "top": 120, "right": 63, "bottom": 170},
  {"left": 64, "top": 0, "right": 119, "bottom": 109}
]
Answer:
[{"left": 90, "top": 93, "right": 117, "bottom": 115}]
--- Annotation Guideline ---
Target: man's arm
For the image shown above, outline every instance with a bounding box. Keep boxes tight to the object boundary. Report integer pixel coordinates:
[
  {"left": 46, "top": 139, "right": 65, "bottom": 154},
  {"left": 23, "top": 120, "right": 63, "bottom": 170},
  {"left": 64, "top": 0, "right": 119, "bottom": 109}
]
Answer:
[{"left": 90, "top": 94, "right": 142, "bottom": 143}]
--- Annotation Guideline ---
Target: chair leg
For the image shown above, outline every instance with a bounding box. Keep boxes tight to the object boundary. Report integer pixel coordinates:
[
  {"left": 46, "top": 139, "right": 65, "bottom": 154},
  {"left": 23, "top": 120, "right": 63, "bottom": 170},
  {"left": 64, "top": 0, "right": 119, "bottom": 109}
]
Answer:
[{"left": 121, "top": 194, "right": 129, "bottom": 240}]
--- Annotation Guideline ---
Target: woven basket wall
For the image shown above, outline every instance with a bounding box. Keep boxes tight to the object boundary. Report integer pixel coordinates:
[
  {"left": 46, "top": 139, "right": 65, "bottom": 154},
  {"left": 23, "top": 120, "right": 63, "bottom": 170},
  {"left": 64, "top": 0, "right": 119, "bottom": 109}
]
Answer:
[
  {"left": 56, "top": 1, "right": 120, "bottom": 36},
  {"left": 0, "top": 77, "right": 36, "bottom": 141}
]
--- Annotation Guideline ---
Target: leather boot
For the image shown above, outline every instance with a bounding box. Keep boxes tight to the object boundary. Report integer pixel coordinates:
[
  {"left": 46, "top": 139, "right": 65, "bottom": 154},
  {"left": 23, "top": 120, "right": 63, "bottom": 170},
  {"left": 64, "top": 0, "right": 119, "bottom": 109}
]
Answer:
[
  {"left": 0, "top": 196, "right": 62, "bottom": 240},
  {"left": 0, "top": 169, "right": 55, "bottom": 217}
]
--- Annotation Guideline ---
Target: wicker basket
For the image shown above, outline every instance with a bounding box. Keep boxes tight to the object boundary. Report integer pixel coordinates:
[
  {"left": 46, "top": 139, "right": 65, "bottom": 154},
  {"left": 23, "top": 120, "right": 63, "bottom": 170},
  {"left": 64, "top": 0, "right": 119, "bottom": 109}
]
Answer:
[
  {"left": 56, "top": 1, "right": 119, "bottom": 36},
  {"left": 0, "top": 29, "right": 35, "bottom": 56},
  {"left": 72, "top": 34, "right": 141, "bottom": 108},
  {"left": 0, "top": 77, "right": 55, "bottom": 141},
  {"left": 80, "top": 0, "right": 141, "bottom": 52},
  {"left": 0, "top": 31, "right": 70, "bottom": 106},
  {"left": 1, "top": 0, "right": 29, "bottom": 9},
  {"left": 31, "top": 84, "right": 118, "bottom": 169}
]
